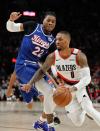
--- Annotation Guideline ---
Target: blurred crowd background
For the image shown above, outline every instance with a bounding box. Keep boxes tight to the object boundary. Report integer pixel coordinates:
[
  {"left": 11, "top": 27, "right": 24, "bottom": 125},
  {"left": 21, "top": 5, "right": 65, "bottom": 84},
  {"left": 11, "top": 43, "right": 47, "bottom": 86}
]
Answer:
[{"left": 0, "top": 0, "right": 100, "bottom": 102}]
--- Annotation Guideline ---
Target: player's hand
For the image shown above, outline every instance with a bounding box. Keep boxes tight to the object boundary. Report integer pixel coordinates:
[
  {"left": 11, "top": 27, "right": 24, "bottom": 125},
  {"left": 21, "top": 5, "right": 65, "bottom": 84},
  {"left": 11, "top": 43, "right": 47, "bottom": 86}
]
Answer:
[
  {"left": 56, "top": 77, "right": 65, "bottom": 86},
  {"left": 69, "top": 86, "right": 77, "bottom": 92},
  {"left": 21, "top": 84, "right": 31, "bottom": 92},
  {"left": 9, "top": 12, "right": 22, "bottom": 21}
]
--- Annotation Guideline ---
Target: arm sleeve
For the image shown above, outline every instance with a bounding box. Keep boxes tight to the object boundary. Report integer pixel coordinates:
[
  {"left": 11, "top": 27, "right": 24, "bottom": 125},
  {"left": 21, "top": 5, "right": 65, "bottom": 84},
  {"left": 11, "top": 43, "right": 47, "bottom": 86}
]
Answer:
[
  {"left": 6, "top": 20, "right": 21, "bottom": 32},
  {"left": 23, "top": 21, "right": 37, "bottom": 34},
  {"left": 74, "top": 67, "right": 91, "bottom": 90},
  {"left": 48, "top": 42, "right": 56, "bottom": 54}
]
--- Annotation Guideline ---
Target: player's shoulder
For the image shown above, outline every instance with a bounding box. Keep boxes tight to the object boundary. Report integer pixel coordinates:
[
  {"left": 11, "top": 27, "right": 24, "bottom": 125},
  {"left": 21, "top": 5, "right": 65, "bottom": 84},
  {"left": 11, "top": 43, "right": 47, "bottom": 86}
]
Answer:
[
  {"left": 76, "top": 49, "right": 88, "bottom": 66},
  {"left": 23, "top": 21, "right": 38, "bottom": 30},
  {"left": 44, "top": 52, "right": 55, "bottom": 66},
  {"left": 48, "top": 52, "right": 55, "bottom": 59},
  {"left": 23, "top": 21, "right": 38, "bottom": 34},
  {"left": 77, "top": 49, "right": 86, "bottom": 58},
  {"left": 71, "top": 48, "right": 80, "bottom": 55},
  {"left": 23, "top": 21, "right": 37, "bottom": 26},
  {"left": 46, "top": 52, "right": 55, "bottom": 63},
  {"left": 72, "top": 48, "right": 85, "bottom": 56}
]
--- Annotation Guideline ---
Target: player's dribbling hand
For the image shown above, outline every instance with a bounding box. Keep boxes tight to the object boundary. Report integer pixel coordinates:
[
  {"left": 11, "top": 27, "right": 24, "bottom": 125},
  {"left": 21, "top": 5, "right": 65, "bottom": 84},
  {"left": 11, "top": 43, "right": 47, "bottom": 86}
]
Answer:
[
  {"left": 9, "top": 12, "right": 22, "bottom": 21},
  {"left": 69, "top": 86, "right": 77, "bottom": 92},
  {"left": 56, "top": 77, "right": 65, "bottom": 86},
  {"left": 21, "top": 84, "right": 31, "bottom": 92}
]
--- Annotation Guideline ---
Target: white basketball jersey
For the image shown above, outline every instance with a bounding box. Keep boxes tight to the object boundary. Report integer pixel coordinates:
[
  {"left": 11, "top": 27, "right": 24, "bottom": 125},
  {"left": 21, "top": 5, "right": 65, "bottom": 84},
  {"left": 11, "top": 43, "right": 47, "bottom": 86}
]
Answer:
[{"left": 54, "top": 48, "right": 81, "bottom": 84}]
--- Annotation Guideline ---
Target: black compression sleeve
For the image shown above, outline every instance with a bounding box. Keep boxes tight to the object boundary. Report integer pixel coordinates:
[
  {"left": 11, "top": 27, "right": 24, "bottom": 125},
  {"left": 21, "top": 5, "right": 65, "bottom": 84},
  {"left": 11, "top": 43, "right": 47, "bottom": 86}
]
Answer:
[{"left": 23, "top": 21, "right": 37, "bottom": 34}]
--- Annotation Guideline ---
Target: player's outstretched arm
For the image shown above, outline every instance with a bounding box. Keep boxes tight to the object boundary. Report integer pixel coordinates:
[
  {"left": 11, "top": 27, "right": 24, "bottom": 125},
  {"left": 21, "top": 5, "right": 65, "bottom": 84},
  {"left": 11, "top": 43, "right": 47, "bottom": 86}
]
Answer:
[
  {"left": 22, "top": 53, "right": 55, "bottom": 92},
  {"left": 6, "top": 12, "right": 24, "bottom": 32}
]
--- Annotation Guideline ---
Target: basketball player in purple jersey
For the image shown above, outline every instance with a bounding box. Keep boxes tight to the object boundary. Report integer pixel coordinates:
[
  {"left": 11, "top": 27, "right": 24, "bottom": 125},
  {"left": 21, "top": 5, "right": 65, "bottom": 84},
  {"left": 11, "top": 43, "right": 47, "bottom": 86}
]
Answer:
[{"left": 6, "top": 11, "right": 60, "bottom": 131}]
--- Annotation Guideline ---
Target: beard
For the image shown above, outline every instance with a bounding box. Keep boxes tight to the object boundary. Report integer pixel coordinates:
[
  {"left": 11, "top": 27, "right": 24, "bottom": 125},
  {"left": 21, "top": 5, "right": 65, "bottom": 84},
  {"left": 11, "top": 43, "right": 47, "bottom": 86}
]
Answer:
[{"left": 58, "top": 48, "right": 61, "bottom": 51}]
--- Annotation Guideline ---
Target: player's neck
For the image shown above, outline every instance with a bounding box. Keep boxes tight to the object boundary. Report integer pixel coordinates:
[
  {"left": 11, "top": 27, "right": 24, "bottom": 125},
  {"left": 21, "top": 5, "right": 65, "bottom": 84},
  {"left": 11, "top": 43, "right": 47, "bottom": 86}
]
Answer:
[
  {"left": 59, "top": 48, "right": 71, "bottom": 59},
  {"left": 43, "top": 27, "right": 51, "bottom": 35}
]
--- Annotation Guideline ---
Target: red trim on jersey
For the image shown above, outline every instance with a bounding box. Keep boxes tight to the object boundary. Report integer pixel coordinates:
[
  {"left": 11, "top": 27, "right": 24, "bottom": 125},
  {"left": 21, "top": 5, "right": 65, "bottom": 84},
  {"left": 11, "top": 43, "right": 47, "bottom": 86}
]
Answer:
[
  {"left": 71, "top": 48, "right": 74, "bottom": 53},
  {"left": 76, "top": 50, "right": 80, "bottom": 66},
  {"left": 57, "top": 72, "right": 79, "bottom": 84}
]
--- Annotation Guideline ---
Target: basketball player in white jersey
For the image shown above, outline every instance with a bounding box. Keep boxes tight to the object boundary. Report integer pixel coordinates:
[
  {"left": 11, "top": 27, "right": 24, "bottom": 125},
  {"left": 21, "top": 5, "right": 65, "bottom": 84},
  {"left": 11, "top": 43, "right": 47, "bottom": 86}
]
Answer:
[{"left": 23, "top": 31, "right": 100, "bottom": 130}]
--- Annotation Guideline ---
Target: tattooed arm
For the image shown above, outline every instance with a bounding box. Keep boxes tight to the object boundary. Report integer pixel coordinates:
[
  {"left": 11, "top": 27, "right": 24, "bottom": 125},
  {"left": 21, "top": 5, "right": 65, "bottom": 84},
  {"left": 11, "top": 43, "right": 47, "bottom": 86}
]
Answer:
[{"left": 22, "top": 52, "right": 55, "bottom": 92}]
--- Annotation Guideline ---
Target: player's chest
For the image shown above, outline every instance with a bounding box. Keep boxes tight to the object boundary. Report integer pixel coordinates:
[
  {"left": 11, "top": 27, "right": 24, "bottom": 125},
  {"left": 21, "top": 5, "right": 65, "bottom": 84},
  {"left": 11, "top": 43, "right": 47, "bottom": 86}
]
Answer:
[{"left": 31, "top": 34, "right": 52, "bottom": 49}]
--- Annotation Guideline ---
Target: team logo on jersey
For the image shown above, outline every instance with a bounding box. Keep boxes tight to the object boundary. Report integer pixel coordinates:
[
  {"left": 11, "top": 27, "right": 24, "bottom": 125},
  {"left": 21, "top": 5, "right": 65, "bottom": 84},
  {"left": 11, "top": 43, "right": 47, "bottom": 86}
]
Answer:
[
  {"left": 48, "top": 37, "right": 53, "bottom": 42},
  {"left": 31, "top": 35, "right": 49, "bottom": 49}
]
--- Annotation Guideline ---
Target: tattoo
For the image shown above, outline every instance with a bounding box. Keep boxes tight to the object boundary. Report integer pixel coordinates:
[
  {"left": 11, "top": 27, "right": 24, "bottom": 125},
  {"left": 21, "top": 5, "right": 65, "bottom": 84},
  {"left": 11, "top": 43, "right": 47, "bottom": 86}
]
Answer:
[
  {"left": 28, "top": 52, "right": 55, "bottom": 86},
  {"left": 78, "top": 51, "right": 88, "bottom": 68},
  {"left": 29, "top": 68, "right": 45, "bottom": 86}
]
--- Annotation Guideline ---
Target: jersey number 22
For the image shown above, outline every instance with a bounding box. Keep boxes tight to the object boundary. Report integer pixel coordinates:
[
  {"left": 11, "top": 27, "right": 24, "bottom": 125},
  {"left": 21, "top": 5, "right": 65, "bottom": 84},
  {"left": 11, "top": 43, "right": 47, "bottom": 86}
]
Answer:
[{"left": 32, "top": 46, "right": 44, "bottom": 57}]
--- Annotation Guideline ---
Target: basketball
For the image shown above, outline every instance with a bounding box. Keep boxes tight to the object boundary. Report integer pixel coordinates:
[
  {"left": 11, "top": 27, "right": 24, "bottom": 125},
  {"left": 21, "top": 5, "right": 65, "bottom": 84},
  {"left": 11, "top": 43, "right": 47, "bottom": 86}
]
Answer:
[{"left": 53, "top": 87, "right": 72, "bottom": 107}]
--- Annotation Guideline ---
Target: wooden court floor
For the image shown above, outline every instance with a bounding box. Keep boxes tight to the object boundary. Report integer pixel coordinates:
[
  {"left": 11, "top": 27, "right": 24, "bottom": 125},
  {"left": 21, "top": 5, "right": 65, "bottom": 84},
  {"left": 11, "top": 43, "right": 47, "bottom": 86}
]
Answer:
[{"left": 0, "top": 101, "right": 100, "bottom": 131}]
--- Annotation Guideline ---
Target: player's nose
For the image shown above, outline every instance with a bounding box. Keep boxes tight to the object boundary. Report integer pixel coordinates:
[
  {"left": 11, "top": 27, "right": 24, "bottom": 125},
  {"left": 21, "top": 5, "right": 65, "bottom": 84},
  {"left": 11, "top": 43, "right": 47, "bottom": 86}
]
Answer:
[
  {"left": 56, "top": 41, "right": 60, "bottom": 46},
  {"left": 48, "top": 21, "right": 53, "bottom": 26}
]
